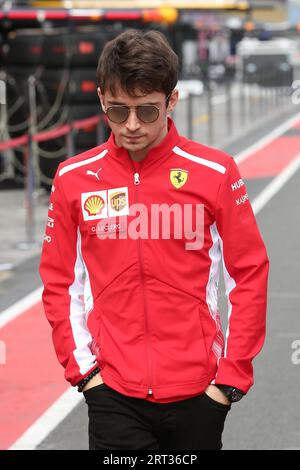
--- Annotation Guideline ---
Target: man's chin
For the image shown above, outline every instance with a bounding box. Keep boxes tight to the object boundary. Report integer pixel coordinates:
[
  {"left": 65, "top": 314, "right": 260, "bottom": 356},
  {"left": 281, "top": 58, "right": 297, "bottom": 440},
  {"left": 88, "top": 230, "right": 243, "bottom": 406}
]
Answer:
[{"left": 122, "top": 140, "right": 147, "bottom": 151}]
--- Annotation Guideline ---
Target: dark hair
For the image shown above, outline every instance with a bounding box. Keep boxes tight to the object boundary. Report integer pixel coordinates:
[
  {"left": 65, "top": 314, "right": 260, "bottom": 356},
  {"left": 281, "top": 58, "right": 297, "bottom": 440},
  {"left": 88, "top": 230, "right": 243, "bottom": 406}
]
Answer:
[{"left": 97, "top": 29, "right": 178, "bottom": 97}]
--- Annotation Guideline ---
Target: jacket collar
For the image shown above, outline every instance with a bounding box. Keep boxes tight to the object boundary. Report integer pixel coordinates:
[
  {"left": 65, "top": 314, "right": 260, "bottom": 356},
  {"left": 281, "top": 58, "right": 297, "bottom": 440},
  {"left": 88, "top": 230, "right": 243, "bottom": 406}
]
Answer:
[{"left": 106, "top": 117, "right": 181, "bottom": 169}]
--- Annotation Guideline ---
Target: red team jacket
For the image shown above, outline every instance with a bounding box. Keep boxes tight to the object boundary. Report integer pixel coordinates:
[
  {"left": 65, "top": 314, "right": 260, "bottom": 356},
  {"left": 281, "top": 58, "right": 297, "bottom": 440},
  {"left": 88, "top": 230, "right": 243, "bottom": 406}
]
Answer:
[{"left": 39, "top": 118, "right": 269, "bottom": 404}]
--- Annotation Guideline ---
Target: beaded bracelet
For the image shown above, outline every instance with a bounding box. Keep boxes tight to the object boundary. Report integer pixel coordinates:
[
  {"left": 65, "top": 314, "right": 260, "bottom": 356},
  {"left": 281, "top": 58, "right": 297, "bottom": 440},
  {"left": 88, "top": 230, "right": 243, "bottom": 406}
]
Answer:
[{"left": 77, "top": 367, "right": 100, "bottom": 392}]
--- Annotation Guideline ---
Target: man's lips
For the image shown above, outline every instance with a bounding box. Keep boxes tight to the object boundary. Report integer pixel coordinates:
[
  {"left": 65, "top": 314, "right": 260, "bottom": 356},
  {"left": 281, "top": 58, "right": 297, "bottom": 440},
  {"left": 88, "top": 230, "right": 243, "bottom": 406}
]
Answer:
[{"left": 123, "top": 135, "right": 144, "bottom": 140}]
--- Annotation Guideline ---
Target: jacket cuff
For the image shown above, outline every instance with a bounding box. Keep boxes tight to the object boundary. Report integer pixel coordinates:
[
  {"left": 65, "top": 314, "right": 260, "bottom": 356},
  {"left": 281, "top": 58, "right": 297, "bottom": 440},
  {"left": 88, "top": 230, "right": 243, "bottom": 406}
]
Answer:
[{"left": 213, "top": 357, "right": 253, "bottom": 394}]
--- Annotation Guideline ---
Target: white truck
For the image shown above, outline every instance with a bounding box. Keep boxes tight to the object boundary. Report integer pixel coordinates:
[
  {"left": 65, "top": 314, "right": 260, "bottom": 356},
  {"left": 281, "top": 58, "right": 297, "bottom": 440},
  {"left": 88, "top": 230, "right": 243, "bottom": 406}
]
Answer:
[{"left": 236, "top": 37, "right": 299, "bottom": 86}]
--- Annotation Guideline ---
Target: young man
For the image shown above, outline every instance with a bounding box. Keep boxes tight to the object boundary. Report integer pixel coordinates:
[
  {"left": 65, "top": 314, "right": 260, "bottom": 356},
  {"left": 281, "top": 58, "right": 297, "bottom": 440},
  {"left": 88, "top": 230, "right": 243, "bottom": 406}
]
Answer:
[{"left": 39, "top": 29, "right": 269, "bottom": 450}]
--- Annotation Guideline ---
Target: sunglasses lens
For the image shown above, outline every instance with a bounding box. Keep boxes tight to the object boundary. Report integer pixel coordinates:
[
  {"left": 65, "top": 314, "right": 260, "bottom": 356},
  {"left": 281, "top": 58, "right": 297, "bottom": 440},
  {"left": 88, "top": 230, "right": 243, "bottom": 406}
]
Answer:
[
  {"left": 106, "top": 105, "right": 160, "bottom": 123},
  {"left": 137, "top": 106, "right": 159, "bottom": 123},
  {"left": 106, "top": 106, "right": 129, "bottom": 123}
]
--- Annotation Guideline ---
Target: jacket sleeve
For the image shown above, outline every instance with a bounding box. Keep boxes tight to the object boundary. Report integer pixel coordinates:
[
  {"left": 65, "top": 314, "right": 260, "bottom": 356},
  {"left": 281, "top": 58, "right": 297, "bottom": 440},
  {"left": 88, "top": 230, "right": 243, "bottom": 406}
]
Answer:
[
  {"left": 213, "top": 157, "right": 269, "bottom": 394},
  {"left": 39, "top": 165, "right": 99, "bottom": 387}
]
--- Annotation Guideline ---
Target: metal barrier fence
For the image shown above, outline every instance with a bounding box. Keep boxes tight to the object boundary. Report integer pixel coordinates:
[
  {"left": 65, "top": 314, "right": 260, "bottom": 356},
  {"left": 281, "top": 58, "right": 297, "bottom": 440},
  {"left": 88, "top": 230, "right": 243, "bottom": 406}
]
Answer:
[
  {"left": 0, "top": 74, "right": 106, "bottom": 249},
  {"left": 173, "top": 68, "right": 296, "bottom": 148}
]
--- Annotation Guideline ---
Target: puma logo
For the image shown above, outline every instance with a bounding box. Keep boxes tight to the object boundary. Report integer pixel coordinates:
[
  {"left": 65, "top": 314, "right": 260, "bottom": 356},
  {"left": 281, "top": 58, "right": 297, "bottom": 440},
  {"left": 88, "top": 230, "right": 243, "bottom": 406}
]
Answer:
[{"left": 86, "top": 168, "right": 102, "bottom": 181}]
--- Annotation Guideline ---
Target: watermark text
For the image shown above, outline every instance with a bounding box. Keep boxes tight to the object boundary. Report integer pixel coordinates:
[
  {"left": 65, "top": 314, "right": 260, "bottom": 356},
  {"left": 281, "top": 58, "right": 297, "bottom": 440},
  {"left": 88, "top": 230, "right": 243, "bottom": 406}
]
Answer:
[
  {"left": 291, "top": 80, "right": 300, "bottom": 105},
  {"left": 0, "top": 340, "right": 6, "bottom": 365},
  {"left": 95, "top": 203, "right": 205, "bottom": 251},
  {"left": 291, "top": 340, "right": 300, "bottom": 365}
]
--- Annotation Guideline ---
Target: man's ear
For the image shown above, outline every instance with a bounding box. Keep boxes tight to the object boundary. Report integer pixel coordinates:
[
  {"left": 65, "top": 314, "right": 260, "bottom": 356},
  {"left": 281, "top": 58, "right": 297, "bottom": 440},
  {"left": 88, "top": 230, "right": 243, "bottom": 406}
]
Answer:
[
  {"left": 167, "top": 89, "right": 179, "bottom": 114},
  {"left": 97, "top": 87, "right": 105, "bottom": 112}
]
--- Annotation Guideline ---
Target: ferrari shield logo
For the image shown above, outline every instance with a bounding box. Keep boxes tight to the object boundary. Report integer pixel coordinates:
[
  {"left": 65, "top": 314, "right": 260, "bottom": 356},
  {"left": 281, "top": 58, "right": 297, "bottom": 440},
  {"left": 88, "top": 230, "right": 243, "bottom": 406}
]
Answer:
[{"left": 170, "top": 169, "right": 189, "bottom": 189}]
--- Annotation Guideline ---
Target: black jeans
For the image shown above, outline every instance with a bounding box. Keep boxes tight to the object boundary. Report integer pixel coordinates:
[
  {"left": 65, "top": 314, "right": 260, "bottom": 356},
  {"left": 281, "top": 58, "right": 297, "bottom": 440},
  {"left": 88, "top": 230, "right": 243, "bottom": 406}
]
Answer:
[{"left": 83, "top": 383, "right": 231, "bottom": 450}]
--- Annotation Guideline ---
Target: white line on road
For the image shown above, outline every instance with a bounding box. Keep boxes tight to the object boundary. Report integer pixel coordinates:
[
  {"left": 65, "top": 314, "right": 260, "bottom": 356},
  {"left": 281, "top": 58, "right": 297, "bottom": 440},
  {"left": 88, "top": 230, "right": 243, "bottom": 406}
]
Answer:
[
  {"left": 251, "top": 154, "right": 300, "bottom": 215},
  {"left": 0, "top": 286, "right": 43, "bottom": 329},
  {"left": 8, "top": 387, "right": 84, "bottom": 450},
  {"left": 235, "top": 111, "right": 300, "bottom": 165}
]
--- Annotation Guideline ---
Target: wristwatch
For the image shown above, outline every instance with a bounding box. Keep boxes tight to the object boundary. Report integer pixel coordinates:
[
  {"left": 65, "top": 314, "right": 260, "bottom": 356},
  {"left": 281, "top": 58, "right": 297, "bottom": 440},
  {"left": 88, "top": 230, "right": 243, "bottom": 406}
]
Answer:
[{"left": 214, "top": 384, "right": 245, "bottom": 403}]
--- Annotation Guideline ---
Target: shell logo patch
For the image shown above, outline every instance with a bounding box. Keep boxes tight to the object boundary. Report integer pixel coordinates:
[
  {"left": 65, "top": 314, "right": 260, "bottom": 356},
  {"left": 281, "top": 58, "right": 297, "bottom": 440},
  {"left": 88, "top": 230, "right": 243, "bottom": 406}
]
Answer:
[
  {"left": 81, "top": 190, "right": 108, "bottom": 221},
  {"left": 84, "top": 195, "right": 105, "bottom": 216},
  {"left": 170, "top": 169, "right": 189, "bottom": 189}
]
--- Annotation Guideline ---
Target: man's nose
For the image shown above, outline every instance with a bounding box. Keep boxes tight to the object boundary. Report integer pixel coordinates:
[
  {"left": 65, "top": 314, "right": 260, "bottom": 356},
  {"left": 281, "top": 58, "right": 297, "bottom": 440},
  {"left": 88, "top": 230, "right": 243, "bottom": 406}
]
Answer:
[{"left": 125, "top": 109, "right": 141, "bottom": 132}]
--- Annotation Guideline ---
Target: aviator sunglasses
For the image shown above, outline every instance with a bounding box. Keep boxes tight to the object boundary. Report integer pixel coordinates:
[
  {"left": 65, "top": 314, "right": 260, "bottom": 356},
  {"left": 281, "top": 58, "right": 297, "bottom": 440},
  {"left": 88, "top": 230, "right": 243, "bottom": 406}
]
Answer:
[{"left": 105, "top": 94, "right": 171, "bottom": 124}]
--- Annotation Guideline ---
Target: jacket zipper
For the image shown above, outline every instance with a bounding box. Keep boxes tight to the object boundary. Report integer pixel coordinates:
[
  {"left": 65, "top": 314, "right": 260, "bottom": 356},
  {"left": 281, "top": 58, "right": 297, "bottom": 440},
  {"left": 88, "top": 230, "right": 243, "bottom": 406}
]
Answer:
[{"left": 131, "top": 161, "right": 153, "bottom": 396}]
